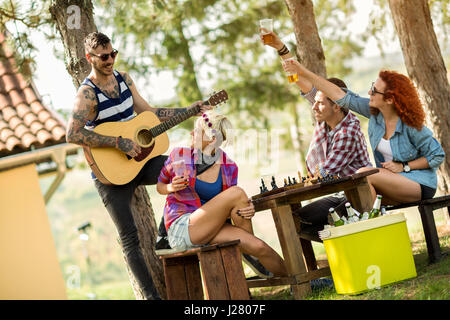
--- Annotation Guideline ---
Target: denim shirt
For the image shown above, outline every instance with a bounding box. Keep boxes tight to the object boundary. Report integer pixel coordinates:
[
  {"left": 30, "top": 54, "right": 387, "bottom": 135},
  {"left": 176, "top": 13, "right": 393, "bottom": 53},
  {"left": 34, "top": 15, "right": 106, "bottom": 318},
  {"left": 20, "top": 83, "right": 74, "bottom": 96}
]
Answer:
[{"left": 335, "top": 90, "right": 445, "bottom": 189}]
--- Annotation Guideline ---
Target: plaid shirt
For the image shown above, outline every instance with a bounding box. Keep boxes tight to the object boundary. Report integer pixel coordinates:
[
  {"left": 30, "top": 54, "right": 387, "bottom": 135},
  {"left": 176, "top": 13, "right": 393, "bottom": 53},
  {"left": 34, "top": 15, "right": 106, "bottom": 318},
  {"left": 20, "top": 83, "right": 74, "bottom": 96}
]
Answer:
[
  {"left": 158, "top": 147, "right": 238, "bottom": 231},
  {"left": 302, "top": 87, "right": 372, "bottom": 176}
]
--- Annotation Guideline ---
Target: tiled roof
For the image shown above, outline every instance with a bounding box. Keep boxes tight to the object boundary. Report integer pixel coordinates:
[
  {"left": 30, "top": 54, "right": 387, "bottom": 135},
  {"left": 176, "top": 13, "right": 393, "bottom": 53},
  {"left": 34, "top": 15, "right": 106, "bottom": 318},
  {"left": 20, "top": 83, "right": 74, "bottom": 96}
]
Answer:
[{"left": 0, "top": 31, "right": 67, "bottom": 158}]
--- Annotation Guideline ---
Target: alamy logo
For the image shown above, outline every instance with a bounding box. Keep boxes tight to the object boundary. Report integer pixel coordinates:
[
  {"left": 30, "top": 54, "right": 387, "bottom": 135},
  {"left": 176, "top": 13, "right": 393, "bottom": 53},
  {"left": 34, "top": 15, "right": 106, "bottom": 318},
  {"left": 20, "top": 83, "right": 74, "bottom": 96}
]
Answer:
[
  {"left": 66, "top": 265, "right": 81, "bottom": 289},
  {"left": 366, "top": 264, "right": 381, "bottom": 289},
  {"left": 67, "top": 5, "right": 81, "bottom": 29}
]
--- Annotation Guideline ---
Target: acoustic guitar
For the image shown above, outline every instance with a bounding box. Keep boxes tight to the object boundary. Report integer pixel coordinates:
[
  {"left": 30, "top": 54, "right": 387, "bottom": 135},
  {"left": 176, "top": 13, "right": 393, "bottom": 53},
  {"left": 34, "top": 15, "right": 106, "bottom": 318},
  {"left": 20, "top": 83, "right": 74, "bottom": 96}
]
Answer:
[{"left": 83, "top": 90, "right": 228, "bottom": 185}]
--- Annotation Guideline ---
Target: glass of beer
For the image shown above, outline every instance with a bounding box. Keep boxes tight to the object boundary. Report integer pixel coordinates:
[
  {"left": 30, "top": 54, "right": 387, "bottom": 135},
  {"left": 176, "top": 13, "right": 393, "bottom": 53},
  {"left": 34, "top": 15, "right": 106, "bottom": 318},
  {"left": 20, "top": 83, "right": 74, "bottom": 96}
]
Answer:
[
  {"left": 172, "top": 159, "right": 186, "bottom": 177},
  {"left": 259, "top": 19, "right": 273, "bottom": 44},
  {"left": 283, "top": 57, "right": 299, "bottom": 83}
]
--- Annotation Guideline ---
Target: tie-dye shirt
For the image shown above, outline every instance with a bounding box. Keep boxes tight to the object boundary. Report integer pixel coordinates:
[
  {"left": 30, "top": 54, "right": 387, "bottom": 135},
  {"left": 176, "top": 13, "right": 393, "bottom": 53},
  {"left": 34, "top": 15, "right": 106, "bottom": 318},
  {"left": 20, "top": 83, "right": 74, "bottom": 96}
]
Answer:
[{"left": 158, "top": 147, "right": 238, "bottom": 231}]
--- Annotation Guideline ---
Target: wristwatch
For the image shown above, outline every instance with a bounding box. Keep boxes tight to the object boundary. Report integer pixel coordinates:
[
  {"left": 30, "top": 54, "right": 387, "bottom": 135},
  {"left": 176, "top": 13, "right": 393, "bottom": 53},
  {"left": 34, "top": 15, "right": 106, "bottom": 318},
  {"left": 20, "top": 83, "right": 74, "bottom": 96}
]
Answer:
[{"left": 402, "top": 162, "right": 411, "bottom": 173}]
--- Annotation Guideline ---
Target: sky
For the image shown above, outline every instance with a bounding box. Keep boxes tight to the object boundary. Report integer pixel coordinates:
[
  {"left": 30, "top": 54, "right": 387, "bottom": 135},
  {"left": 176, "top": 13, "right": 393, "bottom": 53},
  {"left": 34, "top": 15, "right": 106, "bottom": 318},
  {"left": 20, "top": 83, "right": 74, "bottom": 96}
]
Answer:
[{"left": 28, "top": 1, "right": 390, "bottom": 114}]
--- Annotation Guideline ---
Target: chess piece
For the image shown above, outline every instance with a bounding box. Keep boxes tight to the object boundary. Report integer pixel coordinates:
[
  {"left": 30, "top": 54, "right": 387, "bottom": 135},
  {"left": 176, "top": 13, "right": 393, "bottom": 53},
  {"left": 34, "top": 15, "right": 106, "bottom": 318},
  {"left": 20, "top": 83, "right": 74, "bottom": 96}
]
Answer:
[
  {"left": 284, "top": 178, "right": 288, "bottom": 187},
  {"left": 292, "top": 177, "right": 297, "bottom": 184},
  {"left": 288, "top": 176, "right": 292, "bottom": 185},
  {"left": 271, "top": 176, "right": 278, "bottom": 190},
  {"left": 261, "top": 178, "right": 268, "bottom": 193}
]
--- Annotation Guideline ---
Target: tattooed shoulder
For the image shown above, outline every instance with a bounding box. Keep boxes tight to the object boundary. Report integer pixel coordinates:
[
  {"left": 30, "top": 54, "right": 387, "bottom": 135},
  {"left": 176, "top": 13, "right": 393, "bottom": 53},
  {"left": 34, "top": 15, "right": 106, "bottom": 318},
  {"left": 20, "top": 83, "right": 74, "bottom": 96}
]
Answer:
[
  {"left": 73, "top": 86, "right": 98, "bottom": 123},
  {"left": 121, "top": 72, "right": 133, "bottom": 87},
  {"left": 78, "top": 86, "right": 98, "bottom": 105}
]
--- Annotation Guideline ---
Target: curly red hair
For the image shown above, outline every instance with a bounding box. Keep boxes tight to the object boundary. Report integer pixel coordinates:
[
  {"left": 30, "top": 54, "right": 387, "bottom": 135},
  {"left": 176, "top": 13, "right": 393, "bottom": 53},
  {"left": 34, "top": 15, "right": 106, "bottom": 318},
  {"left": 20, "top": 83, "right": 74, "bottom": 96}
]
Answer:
[{"left": 378, "top": 70, "right": 425, "bottom": 130}]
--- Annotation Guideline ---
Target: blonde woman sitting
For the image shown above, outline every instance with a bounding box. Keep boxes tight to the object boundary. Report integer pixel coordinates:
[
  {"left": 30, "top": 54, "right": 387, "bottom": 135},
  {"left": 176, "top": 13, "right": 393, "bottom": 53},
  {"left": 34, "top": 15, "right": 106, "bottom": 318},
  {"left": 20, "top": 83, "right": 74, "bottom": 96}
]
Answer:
[{"left": 156, "top": 112, "right": 287, "bottom": 277}]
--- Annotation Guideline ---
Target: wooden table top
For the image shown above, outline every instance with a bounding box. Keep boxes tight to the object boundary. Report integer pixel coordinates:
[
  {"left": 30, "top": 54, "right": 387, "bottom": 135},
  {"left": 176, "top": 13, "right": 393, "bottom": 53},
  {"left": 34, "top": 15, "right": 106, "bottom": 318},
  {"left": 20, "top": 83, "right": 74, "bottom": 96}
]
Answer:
[{"left": 251, "top": 168, "right": 379, "bottom": 211}]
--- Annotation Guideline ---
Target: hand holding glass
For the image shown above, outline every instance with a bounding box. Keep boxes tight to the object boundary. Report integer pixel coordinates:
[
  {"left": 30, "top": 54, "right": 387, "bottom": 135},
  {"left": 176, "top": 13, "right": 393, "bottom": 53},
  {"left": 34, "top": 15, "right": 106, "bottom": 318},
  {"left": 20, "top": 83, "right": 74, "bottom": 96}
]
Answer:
[
  {"left": 282, "top": 57, "right": 299, "bottom": 83},
  {"left": 259, "top": 19, "right": 273, "bottom": 44},
  {"left": 172, "top": 159, "right": 186, "bottom": 177}
]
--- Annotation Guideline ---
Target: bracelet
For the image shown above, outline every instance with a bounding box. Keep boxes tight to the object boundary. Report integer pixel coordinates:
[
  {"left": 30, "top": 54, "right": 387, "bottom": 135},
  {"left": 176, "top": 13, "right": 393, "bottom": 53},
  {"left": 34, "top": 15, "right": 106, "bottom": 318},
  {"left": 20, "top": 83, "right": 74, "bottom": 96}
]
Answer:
[{"left": 277, "top": 44, "right": 290, "bottom": 56}]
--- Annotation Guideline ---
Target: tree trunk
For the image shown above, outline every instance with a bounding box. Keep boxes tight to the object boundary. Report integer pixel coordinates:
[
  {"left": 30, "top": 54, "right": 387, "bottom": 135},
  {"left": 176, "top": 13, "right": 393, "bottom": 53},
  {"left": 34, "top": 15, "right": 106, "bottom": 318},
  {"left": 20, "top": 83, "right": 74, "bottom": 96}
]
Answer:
[
  {"left": 49, "top": 0, "right": 96, "bottom": 88},
  {"left": 125, "top": 186, "right": 167, "bottom": 300},
  {"left": 49, "top": 0, "right": 166, "bottom": 299},
  {"left": 284, "top": 0, "right": 327, "bottom": 127},
  {"left": 388, "top": 0, "right": 450, "bottom": 193},
  {"left": 284, "top": 0, "right": 327, "bottom": 78}
]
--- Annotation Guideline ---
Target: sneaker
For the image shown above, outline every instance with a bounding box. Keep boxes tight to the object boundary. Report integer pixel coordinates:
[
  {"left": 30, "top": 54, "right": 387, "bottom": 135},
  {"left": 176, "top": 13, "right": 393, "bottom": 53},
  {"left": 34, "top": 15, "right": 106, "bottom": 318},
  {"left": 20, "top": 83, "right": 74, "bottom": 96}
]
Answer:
[
  {"left": 242, "top": 254, "right": 274, "bottom": 279},
  {"left": 310, "top": 278, "right": 334, "bottom": 291}
]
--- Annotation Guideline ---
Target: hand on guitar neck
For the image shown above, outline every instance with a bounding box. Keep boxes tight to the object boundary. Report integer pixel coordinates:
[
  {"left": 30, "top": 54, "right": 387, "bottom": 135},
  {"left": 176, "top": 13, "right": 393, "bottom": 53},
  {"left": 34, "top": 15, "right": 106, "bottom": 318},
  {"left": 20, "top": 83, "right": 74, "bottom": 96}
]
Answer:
[{"left": 188, "top": 100, "right": 212, "bottom": 117}]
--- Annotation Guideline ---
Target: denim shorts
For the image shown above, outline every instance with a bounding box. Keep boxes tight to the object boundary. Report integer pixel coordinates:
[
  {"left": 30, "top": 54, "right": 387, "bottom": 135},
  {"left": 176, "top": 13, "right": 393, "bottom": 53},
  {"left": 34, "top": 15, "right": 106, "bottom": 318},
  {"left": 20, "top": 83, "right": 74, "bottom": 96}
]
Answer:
[{"left": 167, "top": 214, "right": 202, "bottom": 250}]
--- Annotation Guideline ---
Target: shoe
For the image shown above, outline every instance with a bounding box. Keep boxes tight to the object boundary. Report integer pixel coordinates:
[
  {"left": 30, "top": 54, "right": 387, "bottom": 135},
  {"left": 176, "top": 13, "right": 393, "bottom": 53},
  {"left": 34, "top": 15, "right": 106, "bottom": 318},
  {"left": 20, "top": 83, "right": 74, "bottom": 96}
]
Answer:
[
  {"left": 242, "top": 254, "right": 274, "bottom": 279},
  {"left": 310, "top": 278, "right": 334, "bottom": 291},
  {"left": 155, "top": 235, "right": 171, "bottom": 250}
]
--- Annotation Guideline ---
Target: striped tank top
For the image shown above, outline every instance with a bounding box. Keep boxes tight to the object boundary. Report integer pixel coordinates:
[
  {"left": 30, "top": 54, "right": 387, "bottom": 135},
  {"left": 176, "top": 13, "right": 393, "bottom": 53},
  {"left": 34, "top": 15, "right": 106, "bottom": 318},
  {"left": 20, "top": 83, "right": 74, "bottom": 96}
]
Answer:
[
  {"left": 81, "top": 70, "right": 135, "bottom": 129},
  {"left": 81, "top": 70, "right": 135, "bottom": 180}
]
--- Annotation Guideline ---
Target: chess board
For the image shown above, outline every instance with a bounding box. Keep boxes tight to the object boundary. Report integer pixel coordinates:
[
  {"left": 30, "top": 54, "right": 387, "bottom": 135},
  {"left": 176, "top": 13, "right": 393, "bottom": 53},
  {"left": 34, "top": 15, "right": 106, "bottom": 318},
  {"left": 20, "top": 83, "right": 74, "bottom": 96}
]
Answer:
[{"left": 251, "top": 174, "right": 351, "bottom": 201}]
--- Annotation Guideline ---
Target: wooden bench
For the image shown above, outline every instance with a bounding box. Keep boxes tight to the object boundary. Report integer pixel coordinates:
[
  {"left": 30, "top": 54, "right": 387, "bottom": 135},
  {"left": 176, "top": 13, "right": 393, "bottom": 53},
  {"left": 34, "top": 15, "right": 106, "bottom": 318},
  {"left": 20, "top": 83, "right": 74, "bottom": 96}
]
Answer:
[
  {"left": 158, "top": 240, "right": 250, "bottom": 300},
  {"left": 385, "top": 194, "right": 450, "bottom": 263}
]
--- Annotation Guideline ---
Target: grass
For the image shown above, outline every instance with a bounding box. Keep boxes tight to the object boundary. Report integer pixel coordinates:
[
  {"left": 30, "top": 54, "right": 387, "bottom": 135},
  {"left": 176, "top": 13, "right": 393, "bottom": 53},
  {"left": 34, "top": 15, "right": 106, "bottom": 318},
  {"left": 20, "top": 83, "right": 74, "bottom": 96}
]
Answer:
[
  {"left": 66, "top": 229, "right": 449, "bottom": 300},
  {"left": 250, "top": 226, "right": 450, "bottom": 300}
]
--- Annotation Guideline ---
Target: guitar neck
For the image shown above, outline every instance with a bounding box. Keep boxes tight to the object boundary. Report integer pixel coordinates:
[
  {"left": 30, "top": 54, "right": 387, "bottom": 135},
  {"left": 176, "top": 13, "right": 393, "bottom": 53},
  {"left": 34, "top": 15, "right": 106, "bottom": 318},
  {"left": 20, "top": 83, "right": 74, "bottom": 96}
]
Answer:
[{"left": 150, "top": 102, "right": 207, "bottom": 137}]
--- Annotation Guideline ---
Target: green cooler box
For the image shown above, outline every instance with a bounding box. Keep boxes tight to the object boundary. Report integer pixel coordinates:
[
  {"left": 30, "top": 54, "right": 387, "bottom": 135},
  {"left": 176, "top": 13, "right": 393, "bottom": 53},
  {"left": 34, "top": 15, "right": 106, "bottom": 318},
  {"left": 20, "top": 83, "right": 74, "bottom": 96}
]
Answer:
[{"left": 320, "top": 212, "right": 417, "bottom": 295}]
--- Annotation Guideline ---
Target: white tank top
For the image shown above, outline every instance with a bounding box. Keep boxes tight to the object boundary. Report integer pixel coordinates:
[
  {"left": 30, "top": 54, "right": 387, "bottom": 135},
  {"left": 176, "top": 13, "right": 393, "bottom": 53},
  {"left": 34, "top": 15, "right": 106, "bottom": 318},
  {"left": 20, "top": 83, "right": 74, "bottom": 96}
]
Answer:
[{"left": 376, "top": 138, "right": 393, "bottom": 162}]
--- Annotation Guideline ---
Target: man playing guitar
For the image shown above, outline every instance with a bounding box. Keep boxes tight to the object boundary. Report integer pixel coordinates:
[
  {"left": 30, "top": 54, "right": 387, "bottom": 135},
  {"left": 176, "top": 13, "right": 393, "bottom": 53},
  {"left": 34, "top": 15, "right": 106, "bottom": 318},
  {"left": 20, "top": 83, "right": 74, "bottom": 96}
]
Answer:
[{"left": 66, "top": 32, "right": 210, "bottom": 300}]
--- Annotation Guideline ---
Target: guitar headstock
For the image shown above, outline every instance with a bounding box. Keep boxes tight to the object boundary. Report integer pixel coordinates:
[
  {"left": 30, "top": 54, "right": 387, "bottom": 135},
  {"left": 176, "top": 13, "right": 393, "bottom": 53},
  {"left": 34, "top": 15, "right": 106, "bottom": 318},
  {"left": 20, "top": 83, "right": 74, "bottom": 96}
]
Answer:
[{"left": 207, "top": 90, "right": 228, "bottom": 107}]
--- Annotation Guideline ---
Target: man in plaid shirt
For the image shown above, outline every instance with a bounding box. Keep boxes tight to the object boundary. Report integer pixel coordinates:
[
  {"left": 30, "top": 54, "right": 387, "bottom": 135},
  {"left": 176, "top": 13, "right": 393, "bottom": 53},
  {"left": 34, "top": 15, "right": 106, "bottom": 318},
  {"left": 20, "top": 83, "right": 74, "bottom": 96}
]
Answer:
[
  {"left": 302, "top": 83, "right": 372, "bottom": 178},
  {"left": 294, "top": 78, "right": 372, "bottom": 230},
  {"left": 263, "top": 30, "right": 372, "bottom": 288}
]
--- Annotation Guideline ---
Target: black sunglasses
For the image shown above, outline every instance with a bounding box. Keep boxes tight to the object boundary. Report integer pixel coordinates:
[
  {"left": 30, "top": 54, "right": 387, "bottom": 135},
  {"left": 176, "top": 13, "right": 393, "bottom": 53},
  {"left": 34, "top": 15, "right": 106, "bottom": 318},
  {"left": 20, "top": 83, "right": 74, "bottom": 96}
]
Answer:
[
  {"left": 370, "top": 82, "right": 385, "bottom": 96},
  {"left": 89, "top": 49, "right": 118, "bottom": 61}
]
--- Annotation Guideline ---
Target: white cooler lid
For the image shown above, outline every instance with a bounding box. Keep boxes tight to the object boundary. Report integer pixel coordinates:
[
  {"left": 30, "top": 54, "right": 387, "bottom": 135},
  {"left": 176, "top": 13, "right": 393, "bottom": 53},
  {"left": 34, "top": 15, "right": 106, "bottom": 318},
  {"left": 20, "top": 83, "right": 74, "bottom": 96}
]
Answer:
[{"left": 319, "top": 212, "right": 406, "bottom": 240}]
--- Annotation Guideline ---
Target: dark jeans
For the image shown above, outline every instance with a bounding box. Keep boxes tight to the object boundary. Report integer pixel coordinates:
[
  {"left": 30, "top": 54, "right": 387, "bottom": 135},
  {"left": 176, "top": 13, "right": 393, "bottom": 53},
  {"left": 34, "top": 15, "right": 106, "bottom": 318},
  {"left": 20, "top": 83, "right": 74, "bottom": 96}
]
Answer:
[
  {"left": 94, "top": 155, "right": 167, "bottom": 300},
  {"left": 293, "top": 194, "right": 347, "bottom": 230},
  {"left": 420, "top": 184, "right": 436, "bottom": 200}
]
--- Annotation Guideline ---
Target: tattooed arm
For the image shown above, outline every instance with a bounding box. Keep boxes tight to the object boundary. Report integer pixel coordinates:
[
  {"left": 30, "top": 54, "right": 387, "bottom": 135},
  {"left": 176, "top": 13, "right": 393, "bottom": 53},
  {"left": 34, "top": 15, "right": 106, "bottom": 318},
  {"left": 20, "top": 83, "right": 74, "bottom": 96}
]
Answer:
[
  {"left": 66, "top": 85, "right": 141, "bottom": 157},
  {"left": 121, "top": 72, "right": 210, "bottom": 121}
]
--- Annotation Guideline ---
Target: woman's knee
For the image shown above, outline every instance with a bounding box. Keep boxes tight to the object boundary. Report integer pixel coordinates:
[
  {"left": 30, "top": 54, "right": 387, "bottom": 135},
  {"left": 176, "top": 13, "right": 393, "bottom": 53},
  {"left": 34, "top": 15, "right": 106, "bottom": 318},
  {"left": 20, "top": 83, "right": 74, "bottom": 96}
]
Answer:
[
  {"left": 225, "top": 186, "right": 248, "bottom": 203},
  {"left": 356, "top": 167, "right": 374, "bottom": 174}
]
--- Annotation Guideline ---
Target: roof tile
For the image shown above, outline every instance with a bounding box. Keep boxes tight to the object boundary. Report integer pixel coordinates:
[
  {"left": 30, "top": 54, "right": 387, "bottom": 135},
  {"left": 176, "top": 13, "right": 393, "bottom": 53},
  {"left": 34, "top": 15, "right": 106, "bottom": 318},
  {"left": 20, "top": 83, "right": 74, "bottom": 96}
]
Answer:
[
  {"left": 36, "top": 129, "right": 53, "bottom": 144},
  {"left": 30, "top": 121, "right": 44, "bottom": 134},
  {"left": 23, "top": 113, "right": 38, "bottom": 127},
  {"left": 21, "top": 132, "right": 37, "bottom": 148},
  {"left": 0, "top": 93, "right": 11, "bottom": 109},
  {"left": 0, "top": 31, "right": 67, "bottom": 157},
  {"left": 5, "top": 135, "right": 21, "bottom": 151}
]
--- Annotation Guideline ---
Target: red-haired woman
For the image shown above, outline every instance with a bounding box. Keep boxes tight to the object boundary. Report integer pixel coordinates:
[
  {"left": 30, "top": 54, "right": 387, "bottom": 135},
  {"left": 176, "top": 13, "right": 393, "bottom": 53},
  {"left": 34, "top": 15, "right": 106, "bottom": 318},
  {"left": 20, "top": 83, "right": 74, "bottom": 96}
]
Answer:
[{"left": 284, "top": 61, "right": 445, "bottom": 205}]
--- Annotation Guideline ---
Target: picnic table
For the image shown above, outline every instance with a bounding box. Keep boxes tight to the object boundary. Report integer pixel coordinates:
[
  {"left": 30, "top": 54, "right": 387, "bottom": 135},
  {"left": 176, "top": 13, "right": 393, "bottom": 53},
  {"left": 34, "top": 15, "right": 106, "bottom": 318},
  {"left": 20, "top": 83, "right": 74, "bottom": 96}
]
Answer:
[{"left": 249, "top": 168, "right": 379, "bottom": 299}]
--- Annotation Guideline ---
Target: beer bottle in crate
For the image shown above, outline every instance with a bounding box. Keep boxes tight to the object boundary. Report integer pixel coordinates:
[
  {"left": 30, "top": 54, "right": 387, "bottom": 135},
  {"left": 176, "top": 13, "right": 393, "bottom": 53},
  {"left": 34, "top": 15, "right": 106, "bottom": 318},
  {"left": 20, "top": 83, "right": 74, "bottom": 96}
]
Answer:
[
  {"left": 345, "top": 202, "right": 359, "bottom": 223},
  {"left": 369, "top": 195, "right": 383, "bottom": 219},
  {"left": 329, "top": 207, "right": 345, "bottom": 227}
]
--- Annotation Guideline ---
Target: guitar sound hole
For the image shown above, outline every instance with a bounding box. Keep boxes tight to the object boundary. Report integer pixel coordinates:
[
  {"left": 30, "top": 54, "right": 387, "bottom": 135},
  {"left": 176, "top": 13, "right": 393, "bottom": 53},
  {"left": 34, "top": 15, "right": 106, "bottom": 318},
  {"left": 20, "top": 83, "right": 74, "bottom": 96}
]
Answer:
[{"left": 137, "top": 129, "right": 153, "bottom": 146}]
